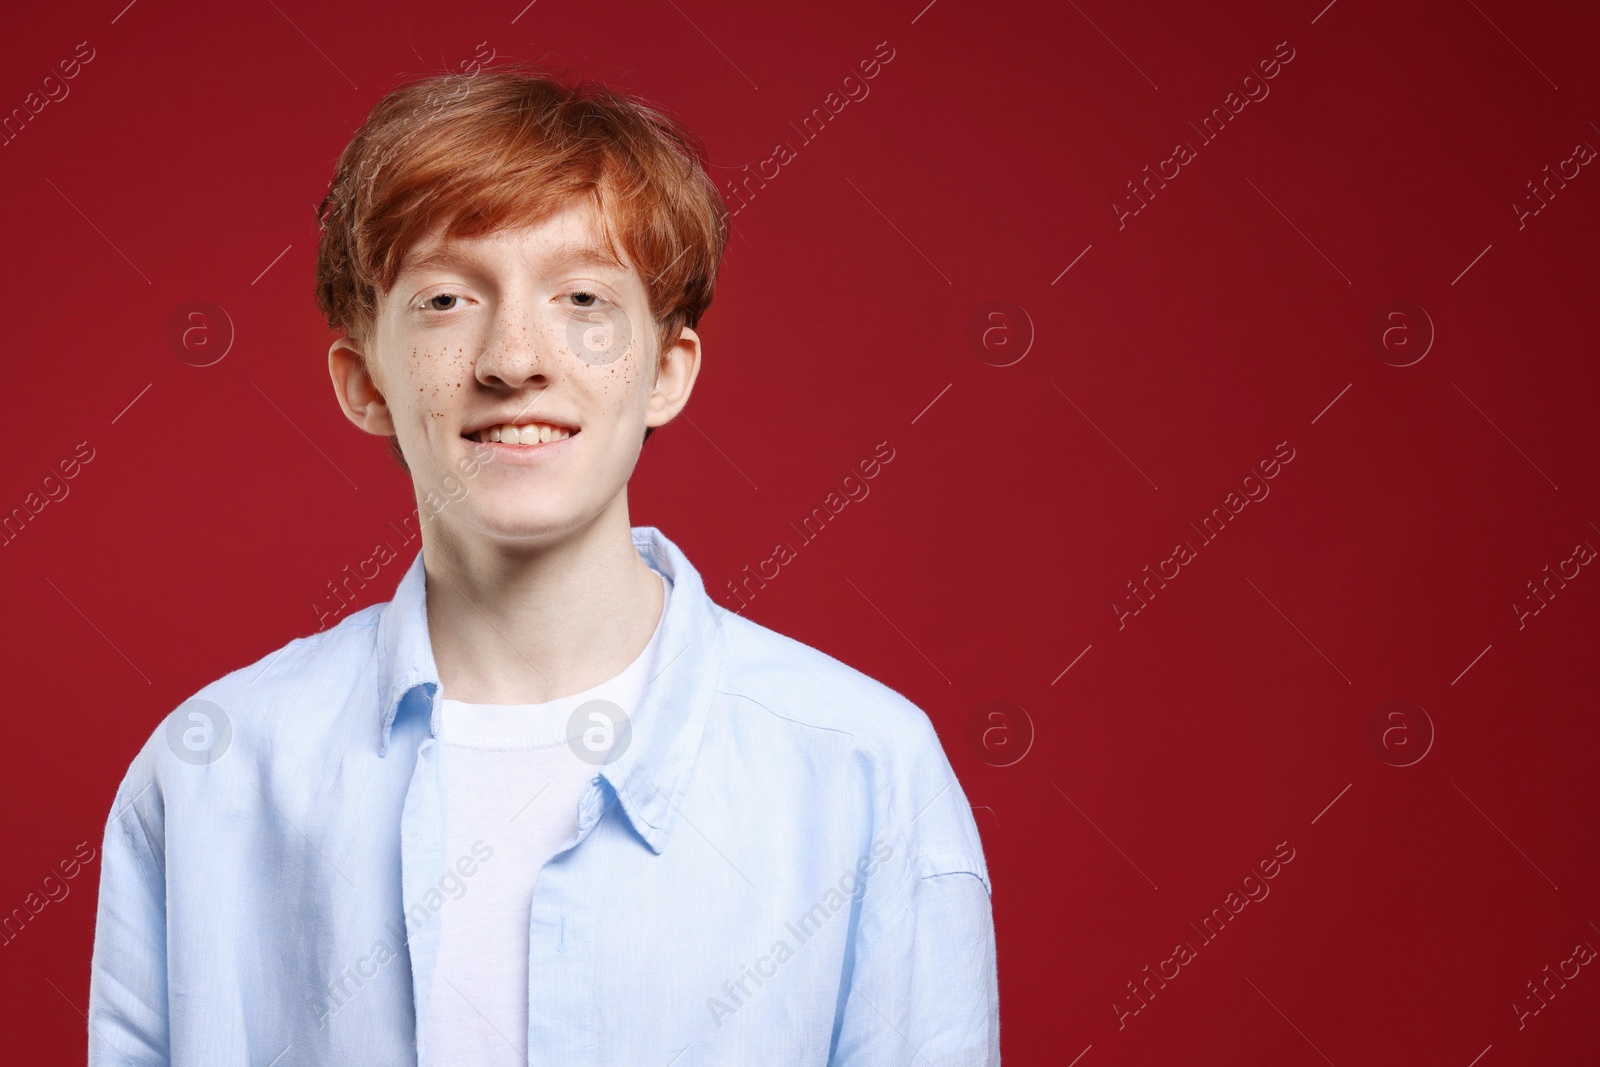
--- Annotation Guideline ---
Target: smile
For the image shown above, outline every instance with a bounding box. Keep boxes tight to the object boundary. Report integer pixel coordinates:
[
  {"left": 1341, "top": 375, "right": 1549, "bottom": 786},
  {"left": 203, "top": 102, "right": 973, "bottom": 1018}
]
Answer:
[{"left": 465, "top": 422, "right": 577, "bottom": 445}]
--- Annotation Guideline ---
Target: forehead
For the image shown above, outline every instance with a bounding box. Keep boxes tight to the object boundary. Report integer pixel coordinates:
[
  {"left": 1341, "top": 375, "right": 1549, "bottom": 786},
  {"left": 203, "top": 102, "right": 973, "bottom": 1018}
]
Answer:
[{"left": 396, "top": 200, "right": 637, "bottom": 283}]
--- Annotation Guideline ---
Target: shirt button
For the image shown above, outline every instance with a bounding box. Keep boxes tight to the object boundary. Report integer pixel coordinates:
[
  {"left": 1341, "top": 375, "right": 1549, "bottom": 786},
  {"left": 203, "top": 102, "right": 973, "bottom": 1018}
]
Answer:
[{"left": 591, "top": 775, "right": 601, "bottom": 785}]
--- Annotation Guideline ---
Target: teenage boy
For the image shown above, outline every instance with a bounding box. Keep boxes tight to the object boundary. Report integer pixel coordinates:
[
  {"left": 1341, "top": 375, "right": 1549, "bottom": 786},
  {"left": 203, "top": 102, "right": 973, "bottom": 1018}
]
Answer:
[{"left": 88, "top": 66, "right": 998, "bottom": 1065}]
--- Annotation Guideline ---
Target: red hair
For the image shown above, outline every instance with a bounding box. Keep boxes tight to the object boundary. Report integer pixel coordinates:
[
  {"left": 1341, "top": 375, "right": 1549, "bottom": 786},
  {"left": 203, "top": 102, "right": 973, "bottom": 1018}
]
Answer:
[{"left": 314, "top": 64, "right": 729, "bottom": 462}]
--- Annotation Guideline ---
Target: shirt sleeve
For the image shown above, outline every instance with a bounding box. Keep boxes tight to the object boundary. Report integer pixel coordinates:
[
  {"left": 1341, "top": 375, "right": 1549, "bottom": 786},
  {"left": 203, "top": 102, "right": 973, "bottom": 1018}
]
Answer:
[
  {"left": 829, "top": 863, "right": 1001, "bottom": 1066},
  {"left": 87, "top": 766, "right": 171, "bottom": 1066}
]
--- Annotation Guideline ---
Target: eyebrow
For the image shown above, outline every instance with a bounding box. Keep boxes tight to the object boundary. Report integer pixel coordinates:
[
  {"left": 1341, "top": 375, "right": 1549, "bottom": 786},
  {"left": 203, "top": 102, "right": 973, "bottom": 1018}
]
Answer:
[{"left": 398, "top": 240, "right": 628, "bottom": 280}]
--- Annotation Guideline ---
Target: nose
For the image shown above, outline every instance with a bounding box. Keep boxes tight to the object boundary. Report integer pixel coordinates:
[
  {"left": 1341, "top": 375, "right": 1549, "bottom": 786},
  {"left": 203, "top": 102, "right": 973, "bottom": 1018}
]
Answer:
[{"left": 474, "top": 296, "right": 558, "bottom": 391}]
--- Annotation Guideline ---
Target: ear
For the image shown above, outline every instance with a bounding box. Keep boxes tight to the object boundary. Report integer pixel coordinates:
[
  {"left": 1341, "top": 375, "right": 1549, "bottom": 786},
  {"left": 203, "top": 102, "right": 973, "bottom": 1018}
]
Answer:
[
  {"left": 646, "top": 325, "right": 702, "bottom": 430},
  {"left": 328, "top": 336, "right": 396, "bottom": 436}
]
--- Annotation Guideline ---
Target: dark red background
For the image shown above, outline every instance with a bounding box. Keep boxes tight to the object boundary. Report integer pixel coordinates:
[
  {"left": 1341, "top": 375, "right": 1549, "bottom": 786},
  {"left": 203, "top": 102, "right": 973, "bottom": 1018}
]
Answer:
[{"left": 2, "top": 0, "right": 1597, "bottom": 1062}]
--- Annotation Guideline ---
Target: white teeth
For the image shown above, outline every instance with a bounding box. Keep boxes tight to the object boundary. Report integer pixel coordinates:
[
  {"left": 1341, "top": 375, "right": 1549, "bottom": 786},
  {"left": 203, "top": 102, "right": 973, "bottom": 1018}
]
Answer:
[{"left": 479, "top": 422, "right": 572, "bottom": 444}]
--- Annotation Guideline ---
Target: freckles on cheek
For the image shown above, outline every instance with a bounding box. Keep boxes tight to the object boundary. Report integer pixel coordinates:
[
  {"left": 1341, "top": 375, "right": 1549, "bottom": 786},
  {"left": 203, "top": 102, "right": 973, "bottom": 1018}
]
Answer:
[
  {"left": 410, "top": 342, "right": 474, "bottom": 389},
  {"left": 401, "top": 343, "right": 471, "bottom": 430},
  {"left": 589, "top": 338, "right": 651, "bottom": 411},
  {"left": 603, "top": 339, "right": 645, "bottom": 387}
]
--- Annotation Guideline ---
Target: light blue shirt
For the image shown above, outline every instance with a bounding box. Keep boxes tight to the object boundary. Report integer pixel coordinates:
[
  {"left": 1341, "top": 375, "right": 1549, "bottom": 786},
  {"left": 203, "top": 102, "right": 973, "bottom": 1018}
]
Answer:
[{"left": 88, "top": 526, "right": 999, "bottom": 1065}]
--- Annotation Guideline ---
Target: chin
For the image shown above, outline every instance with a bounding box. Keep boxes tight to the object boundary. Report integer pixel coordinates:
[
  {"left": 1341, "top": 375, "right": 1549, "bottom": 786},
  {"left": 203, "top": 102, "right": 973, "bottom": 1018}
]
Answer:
[{"left": 470, "top": 503, "right": 594, "bottom": 542}]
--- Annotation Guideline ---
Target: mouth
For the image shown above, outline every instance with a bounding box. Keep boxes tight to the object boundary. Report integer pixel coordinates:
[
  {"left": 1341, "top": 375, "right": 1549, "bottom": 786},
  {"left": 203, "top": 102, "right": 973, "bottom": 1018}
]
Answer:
[{"left": 462, "top": 421, "right": 579, "bottom": 447}]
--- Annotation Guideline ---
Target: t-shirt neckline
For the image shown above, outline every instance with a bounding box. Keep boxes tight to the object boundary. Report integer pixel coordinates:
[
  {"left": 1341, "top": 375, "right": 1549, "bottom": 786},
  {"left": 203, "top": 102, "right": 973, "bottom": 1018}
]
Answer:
[{"left": 437, "top": 570, "right": 670, "bottom": 748}]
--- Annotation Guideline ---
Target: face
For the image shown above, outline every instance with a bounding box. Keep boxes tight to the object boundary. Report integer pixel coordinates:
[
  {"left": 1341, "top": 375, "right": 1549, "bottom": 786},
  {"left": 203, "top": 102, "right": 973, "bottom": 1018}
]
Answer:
[{"left": 328, "top": 198, "right": 701, "bottom": 549}]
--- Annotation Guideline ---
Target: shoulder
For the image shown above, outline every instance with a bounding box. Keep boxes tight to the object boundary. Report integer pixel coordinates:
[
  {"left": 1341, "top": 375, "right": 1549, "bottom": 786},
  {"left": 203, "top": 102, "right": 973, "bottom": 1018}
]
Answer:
[
  {"left": 104, "top": 605, "right": 386, "bottom": 824},
  {"left": 185, "top": 602, "right": 384, "bottom": 748},
  {"left": 710, "top": 609, "right": 991, "bottom": 891},
  {"left": 713, "top": 609, "right": 933, "bottom": 752}
]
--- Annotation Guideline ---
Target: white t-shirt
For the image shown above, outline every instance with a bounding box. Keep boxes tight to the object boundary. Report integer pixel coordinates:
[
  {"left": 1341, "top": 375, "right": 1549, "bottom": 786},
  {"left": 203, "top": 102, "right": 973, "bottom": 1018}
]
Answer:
[{"left": 423, "top": 571, "right": 669, "bottom": 1066}]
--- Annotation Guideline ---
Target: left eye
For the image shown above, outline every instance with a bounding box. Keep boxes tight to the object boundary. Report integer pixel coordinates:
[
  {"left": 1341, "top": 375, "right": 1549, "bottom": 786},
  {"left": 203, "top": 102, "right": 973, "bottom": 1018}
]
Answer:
[{"left": 567, "top": 290, "right": 607, "bottom": 309}]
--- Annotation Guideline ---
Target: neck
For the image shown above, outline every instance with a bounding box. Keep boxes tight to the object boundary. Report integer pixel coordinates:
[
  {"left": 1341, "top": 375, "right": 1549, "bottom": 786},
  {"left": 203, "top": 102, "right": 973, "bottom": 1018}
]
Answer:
[{"left": 420, "top": 493, "right": 665, "bottom": 705}]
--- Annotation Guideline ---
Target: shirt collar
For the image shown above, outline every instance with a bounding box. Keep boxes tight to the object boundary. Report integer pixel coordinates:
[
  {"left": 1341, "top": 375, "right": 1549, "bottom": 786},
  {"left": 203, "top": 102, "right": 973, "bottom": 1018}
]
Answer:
[{"left": 374, "top": 525, "right": 726, "bottom": 855}]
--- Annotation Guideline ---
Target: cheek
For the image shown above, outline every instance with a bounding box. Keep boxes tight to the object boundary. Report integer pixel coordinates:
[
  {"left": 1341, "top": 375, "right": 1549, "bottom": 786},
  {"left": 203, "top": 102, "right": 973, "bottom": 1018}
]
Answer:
[
  {"left": 587, "top": 338, "right": 652, "bottom": 403},
  {"left": 394, "top": 342, "right": 477, "bottom": 428}
]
